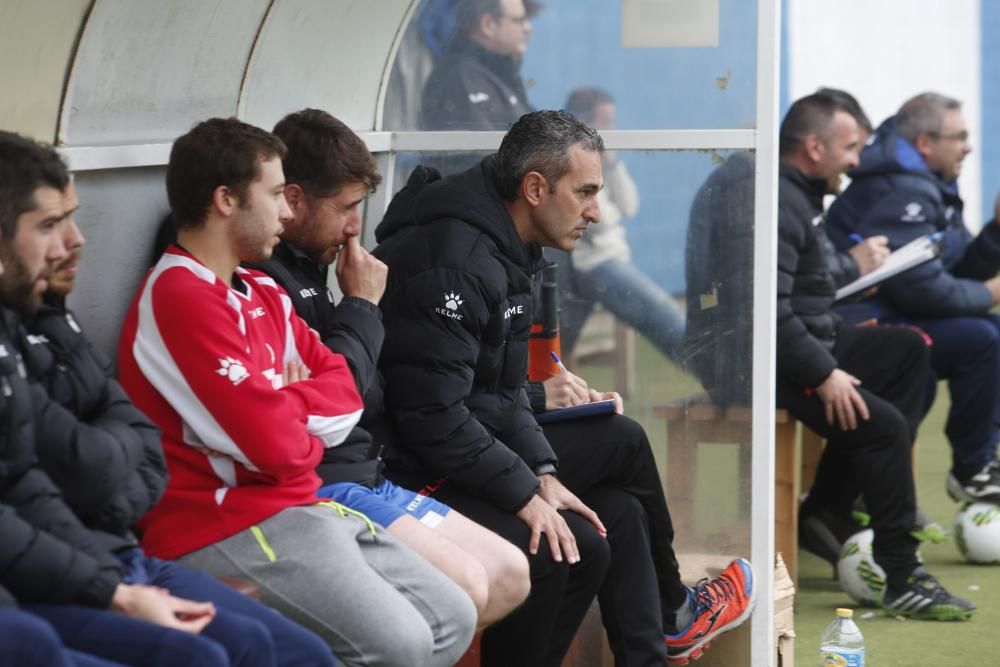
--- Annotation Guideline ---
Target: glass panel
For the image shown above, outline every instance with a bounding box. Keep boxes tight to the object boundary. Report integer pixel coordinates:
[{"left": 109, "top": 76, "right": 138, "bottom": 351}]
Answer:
[
  {"left": 382, "top": 0, "right": 757, "bottom": 131},
  {"left": 367, "top": 149, "right": 757, "bottom": 568}
]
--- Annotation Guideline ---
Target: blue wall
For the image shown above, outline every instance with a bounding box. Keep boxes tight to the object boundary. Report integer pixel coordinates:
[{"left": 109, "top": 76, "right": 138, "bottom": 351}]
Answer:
[{"left": 521, "top": 0, "right": 758, "bottom": 292}]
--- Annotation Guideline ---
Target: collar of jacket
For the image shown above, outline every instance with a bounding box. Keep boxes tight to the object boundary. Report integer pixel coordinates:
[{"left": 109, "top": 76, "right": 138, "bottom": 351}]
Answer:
[
  {"left": 779, "top": 161, "right": 828, "bottom": 209},
  {"left": 852, "top": 115, "right": 961, "bottom": 196},
  {"left": 273, "top": 239, "right": 328, "bottom": 281},
  {"left": 449, "top": 35, "right": 522, "bottom": 83}
]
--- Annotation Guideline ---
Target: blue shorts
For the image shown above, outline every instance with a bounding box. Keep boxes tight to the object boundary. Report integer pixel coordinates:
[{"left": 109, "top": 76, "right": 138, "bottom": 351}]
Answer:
[{"left": 316, "top": 479, "right": 451, "bottom": 528}]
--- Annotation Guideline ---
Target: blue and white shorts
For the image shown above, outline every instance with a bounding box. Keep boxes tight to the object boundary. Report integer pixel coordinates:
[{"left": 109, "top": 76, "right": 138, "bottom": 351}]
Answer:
[{"left": 317, "top": 479, "right": 451, "bottom": 528}]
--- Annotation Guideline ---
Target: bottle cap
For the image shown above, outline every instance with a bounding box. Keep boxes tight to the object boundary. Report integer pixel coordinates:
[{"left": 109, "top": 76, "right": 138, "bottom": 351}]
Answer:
[{"left": 836, "top": 608, "right": 854, "bottom": 618}]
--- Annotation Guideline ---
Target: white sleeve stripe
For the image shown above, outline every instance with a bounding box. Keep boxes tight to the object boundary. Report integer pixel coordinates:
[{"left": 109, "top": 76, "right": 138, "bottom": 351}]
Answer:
[
  {"left": 308, "top": 409, "right": 364, "bottom": 449},
  {"left": 133, "top": 257, "right": 260, "bottom": 472},
  {"left": 226, "top": 291, "right": 247, "bottom": 336}
]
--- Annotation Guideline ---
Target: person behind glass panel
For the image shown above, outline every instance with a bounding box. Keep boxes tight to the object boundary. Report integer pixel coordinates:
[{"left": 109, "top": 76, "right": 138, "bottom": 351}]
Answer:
[{"left": 555, "top": 86, "right": 687, "bottom": 365}]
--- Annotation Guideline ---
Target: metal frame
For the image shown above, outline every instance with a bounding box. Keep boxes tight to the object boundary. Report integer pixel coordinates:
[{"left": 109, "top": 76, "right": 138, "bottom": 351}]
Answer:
[
  {"left": 59, "top": 129, "right": 756, "bottom": 172},
  {"left": 751, "top": 0, "right": 781, "bottom": 665}
]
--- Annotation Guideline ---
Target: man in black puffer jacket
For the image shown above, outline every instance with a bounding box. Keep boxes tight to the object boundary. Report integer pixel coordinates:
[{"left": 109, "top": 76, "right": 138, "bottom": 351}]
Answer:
[
  {"left": 375, "top": 110, "right": 756, "bottom": 666},
  {"left": 0, "top": 131, "right": 335, "bottom": 667},
  {"left": 776, "top": 94, "right": 973, "bottom": 621}
]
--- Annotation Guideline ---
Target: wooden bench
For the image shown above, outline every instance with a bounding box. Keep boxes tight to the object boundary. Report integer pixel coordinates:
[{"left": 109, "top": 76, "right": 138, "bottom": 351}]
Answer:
[{"left": 654, "top": 395, "right": 802, "bottom": 581}]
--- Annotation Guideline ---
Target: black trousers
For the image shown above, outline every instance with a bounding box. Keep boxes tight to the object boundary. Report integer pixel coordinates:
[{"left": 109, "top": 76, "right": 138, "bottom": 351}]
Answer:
[
  {"left": 778, "top": 325, "right": 927, "bottom": 585},
  {"left": 388, "top": 414, "right": 686, "bottom": 667}
]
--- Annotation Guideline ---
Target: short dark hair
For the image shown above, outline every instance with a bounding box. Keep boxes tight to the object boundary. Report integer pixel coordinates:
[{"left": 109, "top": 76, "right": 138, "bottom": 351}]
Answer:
[
  {"left": 0, "top": 131, "right": 70, "bottom": 238},
  {"left": 272, "top": 109, "right": 381, "bottom": 198},
  {"left": 564, "top": 87, "right": 615, "bottom": 125},
  {"left": 896, "top": 92, "right": 962, "bottom": 143},
  {"left": 495, "top": 110, "right": 604, "bottom": 201},
  {"left": 779, "top": 92, "right": 856, "bottom": 156},
  {"left": 816, "top": 87, "right": 872, "bottom": 134},
  {"left": 166, "top": 117, "right": 286, "bottom": 229}
]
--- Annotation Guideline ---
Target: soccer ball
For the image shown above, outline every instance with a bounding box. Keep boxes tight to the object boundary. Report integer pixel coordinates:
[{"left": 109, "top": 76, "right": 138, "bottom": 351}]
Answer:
[
  {"left": 836, "top": 529, "right": 886, "bottom": 606},
  {"left": 954, "top": 502, "right": 1000, "bottom": 564}
]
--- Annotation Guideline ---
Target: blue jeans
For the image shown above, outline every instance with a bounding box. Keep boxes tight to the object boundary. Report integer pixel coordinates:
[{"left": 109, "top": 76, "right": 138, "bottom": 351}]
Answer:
[
  {"left": 0, "top": 608, "right": 124, "bottom": 667},
  {"left": 27, "top": 551, "right": 335, "bottom": 667},
  {"left": 901, "top": 315, "right": 1000, "bottom": 477},
  {"left": 560, "top": 259, "right": 686, "bottom": 363}
]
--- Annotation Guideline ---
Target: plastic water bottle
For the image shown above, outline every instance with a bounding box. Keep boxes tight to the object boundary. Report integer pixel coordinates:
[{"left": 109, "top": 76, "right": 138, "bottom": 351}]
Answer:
[{"left": 819, "top": 608, "right": 864, "bottom": 666}]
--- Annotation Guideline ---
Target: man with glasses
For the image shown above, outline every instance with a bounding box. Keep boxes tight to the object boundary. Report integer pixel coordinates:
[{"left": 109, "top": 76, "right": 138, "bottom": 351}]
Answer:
[
  {"left": 420, "top": 0, "right": 535, "bottom": 135},
  {"left": 826, "top": 92, "right": 1000, "bottom": 507}
]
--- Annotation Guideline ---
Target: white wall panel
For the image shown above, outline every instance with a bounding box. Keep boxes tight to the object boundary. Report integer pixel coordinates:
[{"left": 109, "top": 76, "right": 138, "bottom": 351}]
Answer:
[
  {"left": 241, "top": 0, "right": 412, "bottom": 132},
  {"left": 61, "top": 0, "right": 270, "bottom": 145},
  {"left": 788, "top": 0, "right": 982, "bottom": 226}
]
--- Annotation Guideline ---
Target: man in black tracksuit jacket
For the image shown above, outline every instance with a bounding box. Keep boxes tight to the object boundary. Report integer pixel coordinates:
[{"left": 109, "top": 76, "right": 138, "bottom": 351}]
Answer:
[
  {"left": 776, "top": 93, "right": 973, "bottom": 620},
  {"left": 374, "top": 111, "right": 755, "bottom": 666},
  {"left": 418, "top": 0, "right": 535, "bottom": 176}
]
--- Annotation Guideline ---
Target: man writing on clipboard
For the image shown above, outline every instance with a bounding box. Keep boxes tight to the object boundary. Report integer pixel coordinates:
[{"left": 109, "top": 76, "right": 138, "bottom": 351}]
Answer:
[
  {"left": 776, "top": 92, "right": 973, "bottom": 620},
  {"left": 374, "top": 110, "right": 755, "bottom": 665}
]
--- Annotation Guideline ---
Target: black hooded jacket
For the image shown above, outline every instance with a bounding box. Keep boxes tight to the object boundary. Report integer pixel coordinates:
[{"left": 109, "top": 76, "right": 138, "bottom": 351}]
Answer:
[
  {"left": 22, "top": 298, "right": 166, "bottom": 537},
  {"left": 0, "top": 308, "right": 122, "bottom": 608},
  {"left": 776, "top": 162, "right": 841, "bottom": 389},
  {"left": 374, "top": 158, "right": 555, "bottom": 512}
]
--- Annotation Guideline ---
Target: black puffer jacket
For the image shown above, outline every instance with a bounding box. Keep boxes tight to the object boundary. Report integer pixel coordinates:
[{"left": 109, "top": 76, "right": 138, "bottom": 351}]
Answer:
[
  {"left": 776, "top": 162, "right": 841, "bottom": 389},
  {"left": 0, "top": 308, "right": 122, "bottom": 607},
  {"left": 685, "top": 153, "right": 756, "bottom": 406},
  {"left": 374, "top": 159, "right": 555, "bottom": 512},
  {"left": 22, "top": 299, "right": 165, "bottom": 536},
  {"left": 251, "top": 241, "right": 389, "bottom": 487}
]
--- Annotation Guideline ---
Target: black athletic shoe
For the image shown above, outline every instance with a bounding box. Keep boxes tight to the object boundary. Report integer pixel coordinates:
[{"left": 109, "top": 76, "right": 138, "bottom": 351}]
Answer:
[
  {"left": 947, "top": 460, "right": 1000, "bottom": 504},
  {"left": 799, "top": 509, "right": 864, "bottom": 566},
  {"left": 882, "top": 567, "right": 976, "bottom": 621}
]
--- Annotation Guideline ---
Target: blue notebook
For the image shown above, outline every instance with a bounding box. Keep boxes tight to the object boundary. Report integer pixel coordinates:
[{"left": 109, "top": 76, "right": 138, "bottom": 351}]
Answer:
[{"left": 534, "top": 399, "right": 617, "bottom": 424}]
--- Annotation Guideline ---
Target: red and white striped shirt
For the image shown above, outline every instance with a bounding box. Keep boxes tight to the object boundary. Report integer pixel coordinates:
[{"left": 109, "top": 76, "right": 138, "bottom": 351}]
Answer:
[{"left": 118, "top": 247, "right": 363, "bottom": 558}]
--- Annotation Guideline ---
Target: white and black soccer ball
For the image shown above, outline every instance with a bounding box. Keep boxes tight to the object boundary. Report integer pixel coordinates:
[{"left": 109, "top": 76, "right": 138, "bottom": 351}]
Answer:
[
  {"left": 954, "top": 502, "right": 1000, "bottom": 564},
  {"left": 836, "top": 529, "right": 886, "bottom": 606}
]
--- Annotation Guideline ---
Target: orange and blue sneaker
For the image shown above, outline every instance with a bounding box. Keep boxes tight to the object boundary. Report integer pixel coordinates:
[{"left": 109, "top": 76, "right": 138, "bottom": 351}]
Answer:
[{"left": 664, "top": 558, "right": 756, "bottom": 664}]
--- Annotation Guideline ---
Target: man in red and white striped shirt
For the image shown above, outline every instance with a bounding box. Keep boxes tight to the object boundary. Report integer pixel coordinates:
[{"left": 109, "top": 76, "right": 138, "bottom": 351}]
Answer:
[{"left": 118, "top": 117, "right": 475, "bottom": 667}]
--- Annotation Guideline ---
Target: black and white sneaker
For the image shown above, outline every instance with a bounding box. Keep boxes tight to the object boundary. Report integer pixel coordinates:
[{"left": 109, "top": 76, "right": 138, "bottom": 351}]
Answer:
[
  {"left": 882, "top": 567, "right": 976, "bottom": 621},
  {"left": 946, "top": 460, "right": 1000, "bottom": 504}
]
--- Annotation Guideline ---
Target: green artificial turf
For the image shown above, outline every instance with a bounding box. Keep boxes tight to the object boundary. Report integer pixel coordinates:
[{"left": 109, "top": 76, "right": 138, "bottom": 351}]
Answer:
[
  {"left": 576, "top": 338, "right": 1000, "bottom": 665},
  {"left": 794, "top": 381, "right": 1000, "bottom": 666}
]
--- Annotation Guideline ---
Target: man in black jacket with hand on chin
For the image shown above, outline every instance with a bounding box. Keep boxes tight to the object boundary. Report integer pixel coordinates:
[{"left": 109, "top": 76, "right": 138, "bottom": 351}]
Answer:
[
  {"left": 777, "top": 93, "right": 973, "bottom": 621},
  {"left": 375, "top": 110, "right": 755, "bottom": 666}
]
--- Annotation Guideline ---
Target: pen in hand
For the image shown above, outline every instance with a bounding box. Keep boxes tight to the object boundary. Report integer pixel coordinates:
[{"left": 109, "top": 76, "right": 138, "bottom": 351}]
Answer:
[
  {"left": 550, "top": 351, "right": 568, "bottom": 374},
  {"left": 849, "top": 233, "right": 865, "bottom": 244}
]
